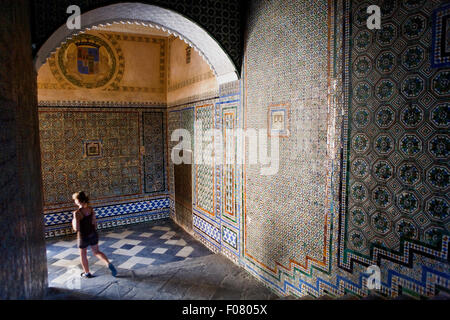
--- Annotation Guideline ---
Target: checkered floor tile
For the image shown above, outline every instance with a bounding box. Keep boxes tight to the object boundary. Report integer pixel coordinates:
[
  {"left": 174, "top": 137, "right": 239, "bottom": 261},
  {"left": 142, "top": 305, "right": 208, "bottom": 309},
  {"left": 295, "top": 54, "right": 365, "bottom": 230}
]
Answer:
[{"left": 46, "top": 220, "right": 212, "bottom": 286}]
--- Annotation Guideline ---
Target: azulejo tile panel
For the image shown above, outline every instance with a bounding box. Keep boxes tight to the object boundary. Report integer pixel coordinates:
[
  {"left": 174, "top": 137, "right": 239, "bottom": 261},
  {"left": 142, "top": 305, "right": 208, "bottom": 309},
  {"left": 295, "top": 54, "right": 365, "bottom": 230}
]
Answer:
[
  {"left": 193, "top": 213, "right": 220, "bottom": 244},
  {"left": 236, "top": 0, "right": 449, "bottom": 300},
  {"left": 46, "top": 210, "right": 170, "bottom": 238},
  {"left": 339, "top": 0, "right": 450, "bottom": 297},
  {"left": 45, "top": 198, "right": 170, "bottom": 225},
  {"left": 39, "top": 107, "right": 170, "bottom": 234},
  {"left": 167, "top": 92, "right": 242, "bottom": 257},
  {"left": 39, "top": 109, "right": 141, "bottom": 205},
  {"left": 244, "top": 0, "right": 331, "bottom": 275},
  {"left": 222, "top": 225, "right": 238, "bottom": 250},
  {"left": 180, "top": 108, "right": 195, "bottom": 152},
  {"left": 194, "top": 104, "right": 215, "bottom": 216},
  {"left": 268, "top": 104, "right": 290, "bottom": 137},
  {"left": 143, "top": 112, "right": 167, "bottom": 193},
  {"left": 164, "top": 0, "right": 448, "bottom": 299},
  {"left": 217, "top": 97, "right": 242, "bottom": 257},
  {"left": 222, "top": 106, "right": 237, "bottom": 224}
]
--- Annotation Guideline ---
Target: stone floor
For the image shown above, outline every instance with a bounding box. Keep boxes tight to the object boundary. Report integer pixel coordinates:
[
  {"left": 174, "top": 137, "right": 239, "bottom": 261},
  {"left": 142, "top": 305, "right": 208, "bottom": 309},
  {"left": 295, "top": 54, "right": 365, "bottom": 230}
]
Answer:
[{"left": 45, "top": 219, "right": 279, "bottom": 300}]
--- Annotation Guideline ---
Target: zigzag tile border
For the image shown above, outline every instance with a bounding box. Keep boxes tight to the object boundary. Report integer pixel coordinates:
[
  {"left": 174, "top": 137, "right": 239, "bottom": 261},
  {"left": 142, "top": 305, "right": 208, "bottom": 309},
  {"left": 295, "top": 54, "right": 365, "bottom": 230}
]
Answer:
[{"left": 334, "top": 0, "right": 450, "bottom": 299}]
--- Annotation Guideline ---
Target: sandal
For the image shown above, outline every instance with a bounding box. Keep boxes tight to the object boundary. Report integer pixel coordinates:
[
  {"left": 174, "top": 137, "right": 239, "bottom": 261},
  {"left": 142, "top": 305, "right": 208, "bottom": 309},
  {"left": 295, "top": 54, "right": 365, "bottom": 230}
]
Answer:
[
  {"left": 108, "top": 263, "right": 117, "bottom": 277},
  {"left": 80, "top": 272, "right": 94, "bottom": 278}
]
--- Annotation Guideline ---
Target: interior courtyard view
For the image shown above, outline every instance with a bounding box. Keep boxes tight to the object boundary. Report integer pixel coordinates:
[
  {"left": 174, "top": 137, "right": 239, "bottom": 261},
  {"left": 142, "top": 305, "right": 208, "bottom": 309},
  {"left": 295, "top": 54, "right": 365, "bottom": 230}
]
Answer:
[{"left": 0, "top": 0, "right": 449, "bottom": 303}]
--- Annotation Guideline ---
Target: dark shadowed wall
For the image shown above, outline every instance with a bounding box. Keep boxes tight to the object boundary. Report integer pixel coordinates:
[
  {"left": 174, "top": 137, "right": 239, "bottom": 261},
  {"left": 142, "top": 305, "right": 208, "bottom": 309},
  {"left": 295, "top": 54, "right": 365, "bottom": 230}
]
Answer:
[{"left": 0, "top": 0, "right": 48, "bottom": 299}]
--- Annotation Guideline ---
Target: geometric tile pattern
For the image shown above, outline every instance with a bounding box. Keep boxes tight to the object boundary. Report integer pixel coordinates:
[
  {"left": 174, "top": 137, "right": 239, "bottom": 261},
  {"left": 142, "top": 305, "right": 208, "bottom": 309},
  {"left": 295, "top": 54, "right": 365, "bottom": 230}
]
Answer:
[
  {"left": 143, "top": 112, "right": 166, "bottom": 193},
  {"left": 216, "top": 94, "right": 243, "bottom": 258},
  {"left": 194, "top": 104, "right": 215, "bottom": 216},
  {"left": 222, "top": 225, "right": 238, "bottom": 250},
  {"left": 45, "top": 210, "right": 170, "bottom": 239},
  {"left": 244, "top": 0, "right": 331, "bottom": 273},
  {"left": 167, "top": 85, "right": 242, "bottom": 260},
  {"left": 44, "top": 197, "right": 171, "bottom": 238},
  {"left": 237, "top": 0, "right": 450, "bottom": 300},
  {"left": 180, "top": 108, "right": 195, "bottom": 152},
  {"left": 193, "top": 213, "right": 220, "bottom": 244},
  {"left": 167, "top": 109, "right": 181, "bottom": 197},
  {"left": 342, "top": 0, "right": 450, "bottom": 263},
  {"left": 39, "top": 107, "right": 171, "bottom": 238},
  {"left": 39, "top": 109, "right": 141, "bottom": 205},
  {"left": 46, "top": 221, "right": 212, "bottom": 286},
  {"left": 223, "top": 107, "right": 237, "bottom": 222},
  {"left": 337, "top": 0, "right": 450, "bottom": 299},
  {"left": 164, "top": 0, "right": 449, "bottom": 300},
  {"left": 192, "top": 94, "right": 242, "bottom": 257}
]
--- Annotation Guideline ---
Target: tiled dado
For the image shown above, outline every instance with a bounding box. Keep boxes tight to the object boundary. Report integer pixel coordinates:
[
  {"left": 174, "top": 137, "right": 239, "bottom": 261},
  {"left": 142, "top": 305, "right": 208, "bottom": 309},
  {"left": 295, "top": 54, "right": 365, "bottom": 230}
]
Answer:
[
  {"left": 192, "top": 212, "right": 238, "bottom": 251},
  {"left": 44, "top": 197, "right": 170, "bottom": 238},
  {"left": 222, "top": 225, "right": 238, "bottom": 250},
  {"left": 193, "top": 213, "right": 221, "bottom": 244}
]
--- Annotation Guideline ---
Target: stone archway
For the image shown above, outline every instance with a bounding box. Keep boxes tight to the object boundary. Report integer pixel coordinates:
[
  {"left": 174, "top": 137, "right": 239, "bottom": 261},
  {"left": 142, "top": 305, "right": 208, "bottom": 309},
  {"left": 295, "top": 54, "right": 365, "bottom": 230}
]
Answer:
[{"left": 35, "top": 2, "right": 239, "bottom": 85}]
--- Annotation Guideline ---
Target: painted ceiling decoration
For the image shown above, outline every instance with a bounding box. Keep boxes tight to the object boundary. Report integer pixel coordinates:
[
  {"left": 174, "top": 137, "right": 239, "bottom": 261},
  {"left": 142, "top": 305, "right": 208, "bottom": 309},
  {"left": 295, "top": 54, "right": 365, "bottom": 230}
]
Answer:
[{"left": 53, "top": 33, "right": 120, "bottom": 89}]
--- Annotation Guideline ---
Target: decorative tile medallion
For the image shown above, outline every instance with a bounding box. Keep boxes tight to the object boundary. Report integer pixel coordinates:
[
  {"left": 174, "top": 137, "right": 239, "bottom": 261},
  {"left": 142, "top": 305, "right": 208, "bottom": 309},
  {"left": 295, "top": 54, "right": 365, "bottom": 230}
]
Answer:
[
  {"left": 268, "top": 104, "right": 289, "bottom": 137},
  {"left": 83, "top": 140, "right": 102, "bottom": 158},
  {"left": 431, "top": 4, "right": 450, "bottom": 68}
]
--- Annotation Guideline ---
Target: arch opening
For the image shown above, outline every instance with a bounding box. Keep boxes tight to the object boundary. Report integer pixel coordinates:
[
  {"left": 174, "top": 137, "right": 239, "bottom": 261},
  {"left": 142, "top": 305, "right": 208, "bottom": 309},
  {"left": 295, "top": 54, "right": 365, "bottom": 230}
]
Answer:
[{"left": 35, "top": 2, "right": 239, "bottom": 85}]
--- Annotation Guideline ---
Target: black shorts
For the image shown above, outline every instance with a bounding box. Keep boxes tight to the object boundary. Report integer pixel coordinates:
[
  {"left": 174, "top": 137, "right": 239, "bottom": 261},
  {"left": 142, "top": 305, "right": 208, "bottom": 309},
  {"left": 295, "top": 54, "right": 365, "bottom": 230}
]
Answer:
[{"left": 78, "top": 232, "right": 99, "bottom": 249}]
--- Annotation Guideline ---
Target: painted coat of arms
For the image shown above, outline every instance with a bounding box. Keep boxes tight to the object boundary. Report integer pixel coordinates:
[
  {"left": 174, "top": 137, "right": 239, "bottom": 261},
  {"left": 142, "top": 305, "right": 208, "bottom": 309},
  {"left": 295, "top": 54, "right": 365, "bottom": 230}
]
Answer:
[
  {"left": 77, "top": 43, "right": 100, "bottom": 75},
  {"left": 56, "top": 34, "right": 118, "bottom": 88}
]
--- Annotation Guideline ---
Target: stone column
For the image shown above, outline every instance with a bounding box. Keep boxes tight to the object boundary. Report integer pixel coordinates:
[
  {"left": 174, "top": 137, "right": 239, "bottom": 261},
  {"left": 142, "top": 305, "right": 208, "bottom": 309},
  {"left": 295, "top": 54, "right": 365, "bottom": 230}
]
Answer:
[{"left": 0, "top": 0, "right": 48, "bottom": 299}]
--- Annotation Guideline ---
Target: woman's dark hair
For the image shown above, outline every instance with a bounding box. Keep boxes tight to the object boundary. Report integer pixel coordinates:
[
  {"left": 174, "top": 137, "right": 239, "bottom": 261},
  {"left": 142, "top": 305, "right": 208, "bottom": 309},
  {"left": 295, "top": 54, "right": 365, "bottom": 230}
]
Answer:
[{"left": 72, "top": 191, "right": 89, "bottom": 204}]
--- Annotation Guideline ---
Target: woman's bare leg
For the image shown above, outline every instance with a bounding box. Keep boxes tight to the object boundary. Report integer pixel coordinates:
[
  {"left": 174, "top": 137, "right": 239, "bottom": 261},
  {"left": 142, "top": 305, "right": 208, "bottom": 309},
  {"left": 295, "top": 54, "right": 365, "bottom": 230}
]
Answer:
[
  {"left": 79, "top": 248, "right": 89, "bottom": 273},
  {"left": 91, "top": 244, "right": 110, "bottom": 266}
]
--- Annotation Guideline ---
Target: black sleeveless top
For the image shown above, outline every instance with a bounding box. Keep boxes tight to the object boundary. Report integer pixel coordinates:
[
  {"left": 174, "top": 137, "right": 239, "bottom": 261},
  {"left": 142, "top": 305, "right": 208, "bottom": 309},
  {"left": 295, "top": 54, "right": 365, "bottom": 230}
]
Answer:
[{"left": 78, "top": 208, "right": 96, "bottom": 238}]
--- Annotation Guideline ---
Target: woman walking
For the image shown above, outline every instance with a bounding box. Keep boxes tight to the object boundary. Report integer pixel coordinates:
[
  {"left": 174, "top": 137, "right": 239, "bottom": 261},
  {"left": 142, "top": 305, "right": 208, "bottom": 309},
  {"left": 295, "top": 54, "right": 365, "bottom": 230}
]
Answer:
[{"left": 72, "top": 191, "right": 117, "bottom": 278}]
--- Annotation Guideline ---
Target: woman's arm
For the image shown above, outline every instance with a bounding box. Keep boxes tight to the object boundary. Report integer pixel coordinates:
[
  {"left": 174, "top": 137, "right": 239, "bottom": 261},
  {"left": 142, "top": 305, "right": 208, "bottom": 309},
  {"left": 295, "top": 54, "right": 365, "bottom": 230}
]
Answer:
[{"left": 72, "top": 211, "right": 80, "bottom": 232}]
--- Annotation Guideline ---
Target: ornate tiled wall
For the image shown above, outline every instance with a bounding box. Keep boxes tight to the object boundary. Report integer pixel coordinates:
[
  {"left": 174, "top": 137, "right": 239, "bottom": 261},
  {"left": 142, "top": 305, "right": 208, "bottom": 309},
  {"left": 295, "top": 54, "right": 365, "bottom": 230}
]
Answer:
[
  {"left": 235, "top": 0, "right": 449, "bottom": 299},
  {"left": 167, "top": 99, "right": 217, "bottom": 230},
  {"left": 191, "top": 89, "right": 243, "bottom": 261},
  {"left": 167, "top": 79, "right": 242, "bottom": 263},
  {"left": 195, "top": 104, "right": 216, "bottom": 216},
  {"left": 143, "top": 112, "right": 167, "bottom": 193},
  {"left": 39, "top": 107, "right": 169, "bottom": 237},
  {"left": 242, "top": 0, "right": 335, "bottom": 296},
  {"left": 339, "top": 0, "right": 449, "bottom": 297}
]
